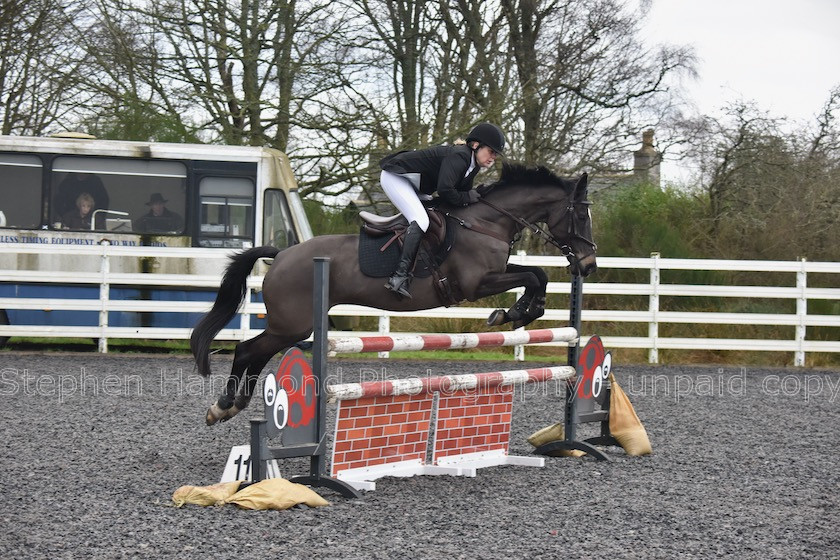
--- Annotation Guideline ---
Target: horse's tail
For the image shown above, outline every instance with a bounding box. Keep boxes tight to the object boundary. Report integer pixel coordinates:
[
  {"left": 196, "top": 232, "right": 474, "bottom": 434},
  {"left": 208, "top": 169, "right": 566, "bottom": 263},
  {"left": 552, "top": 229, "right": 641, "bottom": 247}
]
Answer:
[{"left": 190, "top": 246, "right": 281, "bottom": 377}]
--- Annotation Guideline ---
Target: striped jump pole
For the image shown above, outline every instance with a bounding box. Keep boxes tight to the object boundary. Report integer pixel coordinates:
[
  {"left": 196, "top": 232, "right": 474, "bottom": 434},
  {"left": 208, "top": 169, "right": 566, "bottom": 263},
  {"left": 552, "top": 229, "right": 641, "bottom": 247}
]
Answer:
[
  {"left": 328, "top": 365, "right": 575, "bottom": 400},
  {"left": 328, "top": 327, "right": 578, "bottom": 355}
]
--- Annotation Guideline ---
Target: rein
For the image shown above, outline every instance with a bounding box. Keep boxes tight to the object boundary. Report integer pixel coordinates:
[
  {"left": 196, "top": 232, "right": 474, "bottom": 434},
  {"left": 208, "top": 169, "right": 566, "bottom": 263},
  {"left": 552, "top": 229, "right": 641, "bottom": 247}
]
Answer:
[
  {"left": 476, "top": 197, "right": 596, "bottom": 258},
  {"left": 443, "top": 209, "right": 511, "bottom": 245}
]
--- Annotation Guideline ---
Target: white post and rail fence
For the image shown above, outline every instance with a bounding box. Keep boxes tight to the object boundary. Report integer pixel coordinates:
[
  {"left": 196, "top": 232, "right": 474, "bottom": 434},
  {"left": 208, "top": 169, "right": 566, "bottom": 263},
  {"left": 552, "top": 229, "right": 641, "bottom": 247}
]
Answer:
[{"left": 1, "top": 243, "right": 839, "bottom": 365}]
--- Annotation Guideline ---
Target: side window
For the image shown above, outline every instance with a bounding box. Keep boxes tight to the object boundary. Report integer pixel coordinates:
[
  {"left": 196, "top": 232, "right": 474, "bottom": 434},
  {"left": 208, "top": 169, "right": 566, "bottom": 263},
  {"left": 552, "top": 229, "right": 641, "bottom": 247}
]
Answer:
[
  {"left": 263, "top": 189, "right": 298, "bottom": 248},
  {"left": 198, "top": 177, "right": 255, "bottom": 248},
  {"left": 0, "top": 154, "right": 43, "bottom": 228},
  {"left": 51, "top": 157, "right": 186, "bottom": 233}
]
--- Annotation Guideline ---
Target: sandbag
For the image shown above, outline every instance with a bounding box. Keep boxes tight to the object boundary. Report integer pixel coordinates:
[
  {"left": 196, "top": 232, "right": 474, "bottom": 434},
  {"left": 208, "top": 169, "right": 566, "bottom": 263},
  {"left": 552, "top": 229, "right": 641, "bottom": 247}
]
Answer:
[
  {"left": 609, "top": 372, "right": 652, "bottom": 456},
  {"left": 526, "top": 422, "right": 586, "bottom": 458},
  {"left": 225, "top": 478, "right": 329, "bottom": 510},
  {"left": 172, "top": 481, "right": 241, "bottom": 507}
]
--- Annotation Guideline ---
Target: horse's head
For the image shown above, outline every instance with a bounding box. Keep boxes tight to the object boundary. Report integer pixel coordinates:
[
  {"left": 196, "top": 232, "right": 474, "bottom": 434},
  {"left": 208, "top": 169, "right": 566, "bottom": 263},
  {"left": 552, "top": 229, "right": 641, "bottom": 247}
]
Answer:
[
  {"left": 547, "top": 172, "right": 597, "bottom": 277},
  {"left": 481, "top": 163, "right": 597, "bottom": 277}
]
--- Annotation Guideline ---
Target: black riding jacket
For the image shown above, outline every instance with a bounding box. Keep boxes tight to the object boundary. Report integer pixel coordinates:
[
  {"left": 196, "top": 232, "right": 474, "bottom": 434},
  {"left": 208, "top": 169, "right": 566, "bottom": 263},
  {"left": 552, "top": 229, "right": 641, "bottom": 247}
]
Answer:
[{"left": 379, "top": 144, "right": 479, "bottom": 206}]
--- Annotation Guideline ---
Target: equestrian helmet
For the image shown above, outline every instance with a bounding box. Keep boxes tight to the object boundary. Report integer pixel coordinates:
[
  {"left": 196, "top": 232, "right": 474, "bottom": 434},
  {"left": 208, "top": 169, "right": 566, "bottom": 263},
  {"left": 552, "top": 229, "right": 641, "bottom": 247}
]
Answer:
[{"left": 466, "top": 122, "right": 505, "bottom": 156}]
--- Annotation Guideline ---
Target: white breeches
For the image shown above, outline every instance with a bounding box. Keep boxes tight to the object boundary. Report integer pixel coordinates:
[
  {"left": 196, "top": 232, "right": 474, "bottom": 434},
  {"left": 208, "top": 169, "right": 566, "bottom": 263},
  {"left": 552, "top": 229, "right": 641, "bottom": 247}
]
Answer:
[{"left": 380, "top": 170, "right": 430, "bottom": 232}]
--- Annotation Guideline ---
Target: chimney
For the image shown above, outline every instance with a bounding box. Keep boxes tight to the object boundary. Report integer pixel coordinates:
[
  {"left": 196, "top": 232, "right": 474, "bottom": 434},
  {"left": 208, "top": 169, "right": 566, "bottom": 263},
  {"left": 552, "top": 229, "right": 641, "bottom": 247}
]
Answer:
[{"left": 633, "top": 129, "right": 661, "bottom": 187}]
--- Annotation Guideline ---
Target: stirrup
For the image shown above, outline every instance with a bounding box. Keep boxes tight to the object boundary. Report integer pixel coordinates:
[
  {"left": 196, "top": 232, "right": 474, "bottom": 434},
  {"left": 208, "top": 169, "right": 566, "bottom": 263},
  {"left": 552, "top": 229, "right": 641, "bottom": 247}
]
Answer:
[{"left": 385, "top": 274, "right": 413, "bottom": 299}]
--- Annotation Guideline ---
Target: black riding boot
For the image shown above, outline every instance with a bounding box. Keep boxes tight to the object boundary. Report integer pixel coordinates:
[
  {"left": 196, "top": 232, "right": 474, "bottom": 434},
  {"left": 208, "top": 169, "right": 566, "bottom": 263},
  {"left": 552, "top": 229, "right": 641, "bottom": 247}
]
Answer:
[{"left": 385, "top": 221, "right": 423, "bottom": 299}]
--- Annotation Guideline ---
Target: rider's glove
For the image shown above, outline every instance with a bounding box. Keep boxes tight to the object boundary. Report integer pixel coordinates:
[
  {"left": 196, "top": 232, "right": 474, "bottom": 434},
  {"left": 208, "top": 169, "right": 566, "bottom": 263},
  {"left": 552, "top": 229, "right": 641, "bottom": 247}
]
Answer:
[{"left": 466, "top": 190, "right": 481, "bottom": 204}]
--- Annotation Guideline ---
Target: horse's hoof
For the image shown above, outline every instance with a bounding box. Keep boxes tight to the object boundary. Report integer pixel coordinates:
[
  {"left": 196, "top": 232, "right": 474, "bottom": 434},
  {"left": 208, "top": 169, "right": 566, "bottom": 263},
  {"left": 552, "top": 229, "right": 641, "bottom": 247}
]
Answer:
[
  {"left": 487, "top": 309, "right": 509, "bottom": 326},
  {"left": 224, "top": 405, "right": 242, "bottom": 422},
  {"left": 206, "top": 402, "right": 227, "bottom": 426},
  {"left": 206, "top": 401, "right": 242, "bottom": 425},
  {"left": 512, "top": 318, "right": 532, "bottom": 329}
]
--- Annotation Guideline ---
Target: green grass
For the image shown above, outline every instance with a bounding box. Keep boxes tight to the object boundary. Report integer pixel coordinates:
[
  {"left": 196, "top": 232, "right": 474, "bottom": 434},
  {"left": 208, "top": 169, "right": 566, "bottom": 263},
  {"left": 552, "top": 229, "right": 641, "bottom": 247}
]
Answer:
[
  {"left": 5, "top": 337, "right": 839, "bottom": 368},
  {"left": 0, "top": 336, "right": 569, "bottom": 362},
  {"left": 0, "top": 337, "right": 235, "bottom": 355}
]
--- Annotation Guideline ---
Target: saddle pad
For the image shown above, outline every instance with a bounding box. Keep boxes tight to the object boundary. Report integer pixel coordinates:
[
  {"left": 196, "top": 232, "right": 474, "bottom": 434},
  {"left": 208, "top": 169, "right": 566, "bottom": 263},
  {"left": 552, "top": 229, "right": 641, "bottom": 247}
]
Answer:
[
  {"left": 358, "top": 219, "right": 456, "bottom": 279},
  {"left": 358, "top": 229, "right": 402, "bottom": 277}
]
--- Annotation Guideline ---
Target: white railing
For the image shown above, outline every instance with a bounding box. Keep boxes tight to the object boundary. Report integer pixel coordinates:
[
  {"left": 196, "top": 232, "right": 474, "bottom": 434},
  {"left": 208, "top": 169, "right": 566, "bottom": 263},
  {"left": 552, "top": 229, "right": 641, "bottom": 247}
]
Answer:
[{"left": 1, "top": 243, "right": 839, "bottom": 365}]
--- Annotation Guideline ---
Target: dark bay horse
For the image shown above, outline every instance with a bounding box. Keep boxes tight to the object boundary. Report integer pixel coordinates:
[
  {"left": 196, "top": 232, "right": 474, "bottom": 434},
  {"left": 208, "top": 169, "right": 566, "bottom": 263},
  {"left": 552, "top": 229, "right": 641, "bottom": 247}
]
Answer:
[{"left": 191, "top": 163, "right": 597, "bottom": 424}]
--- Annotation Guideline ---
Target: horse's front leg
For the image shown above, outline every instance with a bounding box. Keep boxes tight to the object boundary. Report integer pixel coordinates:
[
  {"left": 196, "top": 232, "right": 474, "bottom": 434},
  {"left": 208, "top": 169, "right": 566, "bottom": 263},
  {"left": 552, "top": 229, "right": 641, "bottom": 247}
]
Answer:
[
  {"left": 510, "top": 264, "right": 549, "bottom": 328},
  {"left": 475, "top": 264, "right": 548, "bottom": 328}
]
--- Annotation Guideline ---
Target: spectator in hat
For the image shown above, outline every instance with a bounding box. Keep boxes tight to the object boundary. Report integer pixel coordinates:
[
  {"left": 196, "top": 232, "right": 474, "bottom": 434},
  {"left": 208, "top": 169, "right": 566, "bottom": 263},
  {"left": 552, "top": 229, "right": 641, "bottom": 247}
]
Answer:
[{"left": 136, "top": 192, "right": 184, "bottom": 233}]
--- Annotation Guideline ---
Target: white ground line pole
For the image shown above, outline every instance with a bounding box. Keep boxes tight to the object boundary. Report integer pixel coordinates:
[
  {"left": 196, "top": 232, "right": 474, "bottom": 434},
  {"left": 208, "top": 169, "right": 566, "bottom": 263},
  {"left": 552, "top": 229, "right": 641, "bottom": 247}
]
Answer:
[
  {"left": 795, "top": 258, "right": 807, "bottom": 367},
  {"left": 513, "top": 285, "right": 526, "bottom": 361},
  {"left": 98, "top": 241, "right": 110, "bottom": 353},
  {"left": 378, "top": 314, "right": 390, "bottom": 359},
  {"left": 648, "top": 252, "right": 660, "bottom": 364}
]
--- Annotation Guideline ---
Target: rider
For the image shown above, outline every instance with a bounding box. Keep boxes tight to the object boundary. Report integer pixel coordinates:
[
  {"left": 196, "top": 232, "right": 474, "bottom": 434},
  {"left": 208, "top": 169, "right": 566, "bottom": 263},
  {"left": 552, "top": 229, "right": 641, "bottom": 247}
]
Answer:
[{"left": 379, "top": 122, "right": 505, "bottom": 298}]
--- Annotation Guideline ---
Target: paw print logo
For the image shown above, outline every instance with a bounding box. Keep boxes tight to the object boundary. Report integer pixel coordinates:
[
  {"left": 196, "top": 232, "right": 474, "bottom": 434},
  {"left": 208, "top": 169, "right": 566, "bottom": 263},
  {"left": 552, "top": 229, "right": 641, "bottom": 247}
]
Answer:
[
  {"left": 577, "top": 335, "right": 611, "bottom": 403},
  {"left": 263, "top": 347, "right": 317, "bottom": 431}
]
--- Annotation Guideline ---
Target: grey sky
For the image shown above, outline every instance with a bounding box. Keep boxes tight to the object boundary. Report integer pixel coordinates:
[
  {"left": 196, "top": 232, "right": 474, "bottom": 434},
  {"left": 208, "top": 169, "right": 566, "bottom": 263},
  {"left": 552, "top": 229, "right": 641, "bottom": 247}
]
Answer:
[{"left": 643, "top": 0, "right": 840, "bottom": 124}]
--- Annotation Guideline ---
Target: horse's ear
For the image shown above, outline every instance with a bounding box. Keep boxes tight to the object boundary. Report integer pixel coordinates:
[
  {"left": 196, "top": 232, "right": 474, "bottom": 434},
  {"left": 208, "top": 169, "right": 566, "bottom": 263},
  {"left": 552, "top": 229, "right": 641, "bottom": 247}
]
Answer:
[{"left": 574, "top": 173, "right": 589, "bottom": 200}]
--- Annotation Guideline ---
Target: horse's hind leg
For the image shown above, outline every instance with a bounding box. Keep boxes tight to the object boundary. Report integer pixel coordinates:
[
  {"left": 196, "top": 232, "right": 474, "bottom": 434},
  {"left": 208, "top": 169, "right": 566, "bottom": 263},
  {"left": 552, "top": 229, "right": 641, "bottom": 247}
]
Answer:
[
  {"left": 233, "top": 334, "right": 290, "bottom": 413},
  {"left": 206, "top": 331, "right": 290, "bottom": 425},
  {"left": 205, "top": 348, "right": 249, "bottom": 426}
]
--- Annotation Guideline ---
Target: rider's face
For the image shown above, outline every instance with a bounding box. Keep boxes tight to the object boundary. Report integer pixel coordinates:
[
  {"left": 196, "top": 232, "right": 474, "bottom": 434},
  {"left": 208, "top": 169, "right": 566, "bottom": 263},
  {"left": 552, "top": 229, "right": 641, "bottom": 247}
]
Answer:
[{"left": 474, "top": 145, "right": 498, "bottom": 168}]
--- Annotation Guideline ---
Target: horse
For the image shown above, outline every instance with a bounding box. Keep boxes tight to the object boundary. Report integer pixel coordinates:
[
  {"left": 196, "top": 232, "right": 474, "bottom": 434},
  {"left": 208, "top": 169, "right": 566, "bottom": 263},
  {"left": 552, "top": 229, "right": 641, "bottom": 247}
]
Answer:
[{"left": 191, "top": 162, "right": 597, "bottom": 425}]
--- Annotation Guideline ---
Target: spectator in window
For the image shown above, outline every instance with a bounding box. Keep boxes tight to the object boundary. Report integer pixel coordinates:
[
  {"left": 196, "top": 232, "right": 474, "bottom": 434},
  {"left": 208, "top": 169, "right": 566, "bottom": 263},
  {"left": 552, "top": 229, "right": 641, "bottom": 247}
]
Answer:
[
  {"left": 55, "top": 173, "right": 109, "bottom": 219},
  {"left": 137, "top": 193, "right": 184, "bottom": 233},
  {"left": 61, "top": 192, "right": 96, "bottom": 230}
]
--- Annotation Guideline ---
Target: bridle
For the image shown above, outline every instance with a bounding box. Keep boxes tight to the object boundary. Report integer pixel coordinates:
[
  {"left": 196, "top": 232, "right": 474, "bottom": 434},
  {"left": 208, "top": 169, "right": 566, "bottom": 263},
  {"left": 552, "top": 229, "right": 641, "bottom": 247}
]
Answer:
[{"left": 477, "top": 196, "right": 597, "bottom": 260}]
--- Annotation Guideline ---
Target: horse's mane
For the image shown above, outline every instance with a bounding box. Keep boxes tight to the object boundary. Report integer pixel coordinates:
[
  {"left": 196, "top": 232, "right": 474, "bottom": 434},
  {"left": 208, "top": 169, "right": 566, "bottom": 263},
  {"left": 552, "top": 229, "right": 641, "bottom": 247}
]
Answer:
[{"left": 480, "top": 162, "right": 573, "bottom": 196}]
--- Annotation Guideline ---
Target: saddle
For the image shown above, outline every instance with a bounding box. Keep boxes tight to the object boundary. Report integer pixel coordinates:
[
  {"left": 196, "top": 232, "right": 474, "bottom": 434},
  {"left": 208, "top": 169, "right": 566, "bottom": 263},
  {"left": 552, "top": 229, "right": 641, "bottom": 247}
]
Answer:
[
  {"left": 357, "top": 208, "right": 456, "bottom": 284},
  {"left": 359, "top": 209, "right": 447, "bottom": 246}
]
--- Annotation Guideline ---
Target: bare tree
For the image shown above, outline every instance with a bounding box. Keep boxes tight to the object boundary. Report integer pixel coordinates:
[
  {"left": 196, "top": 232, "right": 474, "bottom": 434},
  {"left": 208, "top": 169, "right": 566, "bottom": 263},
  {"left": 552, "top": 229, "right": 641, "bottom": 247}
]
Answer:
[
  {"left": 346, "top": 0, "right": 436, "bottom": 149},
  {"left": 74, "top": 0, "right": 354, "bottom": 149},
  {"left": 67, "top": 0, "right": 199, "bottom": 141},
  {"left": 76, "top": 0, "right": 380, "bottom": 198},
  {"left": 144, "top": 0, "right": 303, "bottom": 147},
  {"left": 499, "top": 0, "right": 696, "bottom": 168},
  {"left": 807, "top": 86, "right": 840, "bottom": 162},
  {"left": 343, "top": 0, "right": 695, "bottom": 168},
  {"left": 63, "top": 0, "right": 699, "bottom": 204},
  {"left": 434, "top": 0, "right": 511, "bottom": 138},
  {"left": 0, "top": 0, "right": 90, "bottom": 135},
  {"left": 691, "top": 98, "right": 840, "bottom": 260}
]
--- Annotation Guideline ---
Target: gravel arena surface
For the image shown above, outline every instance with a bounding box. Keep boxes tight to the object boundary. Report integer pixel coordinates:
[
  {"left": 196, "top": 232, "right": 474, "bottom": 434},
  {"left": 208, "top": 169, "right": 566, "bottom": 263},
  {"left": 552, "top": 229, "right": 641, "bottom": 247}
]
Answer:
[{"left": 2, "top": 351, "right": 840, "bottom": 559}]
